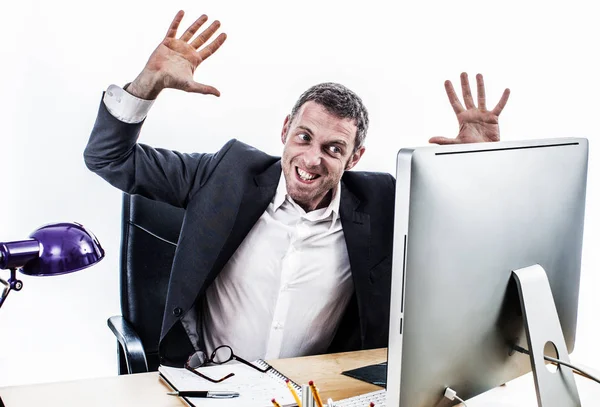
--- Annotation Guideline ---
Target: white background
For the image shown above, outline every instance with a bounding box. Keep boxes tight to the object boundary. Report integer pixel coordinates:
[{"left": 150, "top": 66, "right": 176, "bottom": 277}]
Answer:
[{"left": 0, "top": 0, "right": 598, "bottom": 388}]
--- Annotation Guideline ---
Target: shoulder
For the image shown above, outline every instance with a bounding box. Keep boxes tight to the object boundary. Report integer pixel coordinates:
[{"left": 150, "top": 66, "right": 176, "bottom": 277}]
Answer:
[
  {"left": 199, "top": 139, "right": 280, "bottom": 184},
  {"left": 341, "top": 170, "right": 395, "bottom": 198},
  {"left": 216, "top": 139, "right": 280, "bottom": 168},
  {"left": 341, "top": 171, "right": 395, "bottom": 215},
  {"left": 216, "top": 139, "right": 276, "bottom": 160}
]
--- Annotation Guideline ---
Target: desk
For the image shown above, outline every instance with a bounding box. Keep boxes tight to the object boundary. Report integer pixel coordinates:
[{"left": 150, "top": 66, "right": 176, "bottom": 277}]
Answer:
[
  {"left": 2, "top": 348, "right": 599, "bottom": 406},
  {"left": 270, "top": 348, "right": 386, "bottom": 400},
  {"left": 0, "top": 348, "right": 386, "bottom": 406}
]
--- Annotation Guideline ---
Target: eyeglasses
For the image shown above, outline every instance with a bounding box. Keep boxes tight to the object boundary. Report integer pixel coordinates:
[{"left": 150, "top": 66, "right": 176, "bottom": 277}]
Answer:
[{"left": 185, "top": 345, "right": 270, "bottom": 383}]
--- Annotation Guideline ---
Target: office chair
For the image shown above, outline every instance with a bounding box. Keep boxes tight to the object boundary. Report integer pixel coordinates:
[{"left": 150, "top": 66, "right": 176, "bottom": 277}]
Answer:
[{"left": 107, "top": 193, "right": 184, "bottom": 374}]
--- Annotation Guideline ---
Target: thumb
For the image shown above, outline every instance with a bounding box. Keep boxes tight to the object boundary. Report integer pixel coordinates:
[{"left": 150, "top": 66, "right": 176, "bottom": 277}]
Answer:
[
  {"left": 428, "top": 136, "right": 459, "bottom": 145},
  {"left": 185, "top": 81, "right": 221, "bottom": 97}
]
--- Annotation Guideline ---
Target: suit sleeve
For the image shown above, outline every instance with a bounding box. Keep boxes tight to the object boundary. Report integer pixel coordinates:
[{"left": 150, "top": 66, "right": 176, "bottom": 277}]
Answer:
[{"left": 83, "top": 96, "right": 233, "bottom": 208}]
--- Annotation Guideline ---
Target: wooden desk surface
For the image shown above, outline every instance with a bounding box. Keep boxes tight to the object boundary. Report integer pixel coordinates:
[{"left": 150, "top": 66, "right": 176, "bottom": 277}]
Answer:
[
  {"left": 270, "top": 348, "right": 386, "bottom": 400},
  {"left": 0, "top": 348, "right": 386, "bottom": 406}
]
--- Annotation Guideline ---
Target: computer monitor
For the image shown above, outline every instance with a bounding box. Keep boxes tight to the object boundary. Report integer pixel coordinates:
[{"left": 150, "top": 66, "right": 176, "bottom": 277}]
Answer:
[{"left": 386, "top": 138, "right": 588, "bottom": 407}]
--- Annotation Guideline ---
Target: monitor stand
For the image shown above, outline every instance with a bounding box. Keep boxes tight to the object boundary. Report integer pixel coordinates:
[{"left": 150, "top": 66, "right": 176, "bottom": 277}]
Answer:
[{"left": 512, "top": 264, "right": 581, "bottom": 407}]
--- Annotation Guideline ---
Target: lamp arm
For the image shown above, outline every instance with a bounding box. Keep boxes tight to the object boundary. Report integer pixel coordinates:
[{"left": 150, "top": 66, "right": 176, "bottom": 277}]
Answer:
[
  {"left": 0, "top": 240, "right": 40, "bottom": 270},
  {"left": 0, "top": 269, "right": 23, "bottom": 309},
  {"left": 0, "top": 277, "right": 9, "bottom": 309},
  {"left": 0, "top": 252, "right": 13, "bottom": 309}
]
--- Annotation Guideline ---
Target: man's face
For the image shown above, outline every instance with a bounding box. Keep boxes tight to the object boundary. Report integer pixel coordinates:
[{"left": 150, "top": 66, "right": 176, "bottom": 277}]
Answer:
[{"left": 280, "top": 101, "right": 365, "bottom": 212}]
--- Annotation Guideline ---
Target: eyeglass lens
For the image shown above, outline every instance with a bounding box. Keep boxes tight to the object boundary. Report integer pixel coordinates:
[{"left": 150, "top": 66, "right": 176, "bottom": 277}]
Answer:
[
  {"left": 187, "top": 351, "right": 208, "bottom": 369},
  {"left": 211, "top": 346, "right": 234, "bottom": 364}
]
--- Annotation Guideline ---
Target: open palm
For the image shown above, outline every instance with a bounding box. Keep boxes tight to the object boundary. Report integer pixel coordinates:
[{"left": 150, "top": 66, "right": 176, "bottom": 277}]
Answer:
[
  {"left": 128, "top": 11, "right": 227, "bottom": 100},
  {"left": 430, "top": 73, "right": 510, "bottom": 144}
]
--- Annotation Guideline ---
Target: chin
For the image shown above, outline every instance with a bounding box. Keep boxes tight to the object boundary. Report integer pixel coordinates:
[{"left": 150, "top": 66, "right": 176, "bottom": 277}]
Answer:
[{"left": 288, "top": 189, "right": 311, "bottom": 204}]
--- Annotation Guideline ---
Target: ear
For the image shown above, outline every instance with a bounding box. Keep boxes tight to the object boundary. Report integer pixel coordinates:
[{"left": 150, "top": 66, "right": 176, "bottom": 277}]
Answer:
[
  {"left": 281, "top": 115, "right": 291, "bottom": 145},
  {"left": 345, "top": 146, "right": 366, "bottom": 170}
]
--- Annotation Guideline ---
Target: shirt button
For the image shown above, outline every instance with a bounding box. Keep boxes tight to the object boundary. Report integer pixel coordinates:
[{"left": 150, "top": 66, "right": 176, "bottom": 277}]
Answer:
[
  {"left": 173, "top": 307, "right": 183, "bottom": 317},
  {"left": 273, "top": 322, "right": 283, "bottom": 330}
]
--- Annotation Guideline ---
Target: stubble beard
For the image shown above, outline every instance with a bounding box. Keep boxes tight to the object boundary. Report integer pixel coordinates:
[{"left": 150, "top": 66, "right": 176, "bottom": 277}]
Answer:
[{"left": 285, "top": 166, "right": 339, "bottom": 211}]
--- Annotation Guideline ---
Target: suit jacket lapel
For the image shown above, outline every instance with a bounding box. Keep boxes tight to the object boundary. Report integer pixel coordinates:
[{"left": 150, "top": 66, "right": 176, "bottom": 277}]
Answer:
[
  {"left": 209, "top": 161, "right": 282, "bottom": 280},
  {"left": 339, "top": 181, "right": 371, "bottom": 345},
  {"left": 161, "top": 160, "right": 281, "bottom": 344}
]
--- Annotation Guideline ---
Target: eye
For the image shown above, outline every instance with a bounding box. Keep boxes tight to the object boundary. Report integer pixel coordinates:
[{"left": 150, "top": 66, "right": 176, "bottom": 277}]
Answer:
[
  {"left": 297, "top": 132, "right": 310, "bottom": 142},
  {"left": 328, "top": 145, "right": 342, "bottom": 155}
]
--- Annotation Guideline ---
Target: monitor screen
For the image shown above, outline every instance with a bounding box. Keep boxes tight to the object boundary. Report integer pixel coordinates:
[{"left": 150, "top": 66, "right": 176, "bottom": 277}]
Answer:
[{"left": 386, "top": 138, "right": 588, "bottom": 406}]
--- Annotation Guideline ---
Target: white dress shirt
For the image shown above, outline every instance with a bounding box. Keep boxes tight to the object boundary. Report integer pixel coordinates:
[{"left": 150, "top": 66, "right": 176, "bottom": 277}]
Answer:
[
  {"left": 102, "top": 85, "right": 354, "bottom": 361},
  {"left": 202, "top": 174, "right": 353, "bottom": 361}
]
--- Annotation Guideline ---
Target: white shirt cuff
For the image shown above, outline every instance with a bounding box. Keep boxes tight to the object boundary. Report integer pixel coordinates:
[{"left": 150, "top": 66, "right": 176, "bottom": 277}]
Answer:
[{"left": 103, "top": 84, "right": 155, "bottom": 124}]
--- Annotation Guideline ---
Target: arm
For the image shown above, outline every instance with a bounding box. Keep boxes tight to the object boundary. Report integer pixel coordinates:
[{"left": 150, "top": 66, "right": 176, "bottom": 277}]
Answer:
[
  {"left": 84, "top": 11, "right": 228, "bottom": 207},
  {"left": 84, "top": 100, "right": 234, "bottom": 208},
  {"left": 429, "top": 72, "right": 510, "bottom": 144}
]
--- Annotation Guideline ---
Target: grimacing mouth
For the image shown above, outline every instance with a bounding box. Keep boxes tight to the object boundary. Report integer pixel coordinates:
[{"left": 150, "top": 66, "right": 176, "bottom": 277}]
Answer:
[{"left": 295, "top": 166, "right": 321, "bottom": 182}]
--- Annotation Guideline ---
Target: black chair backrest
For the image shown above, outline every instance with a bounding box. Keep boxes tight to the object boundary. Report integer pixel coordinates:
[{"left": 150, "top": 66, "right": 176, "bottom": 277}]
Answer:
[{"left": 120, "top": 193, "right": 184, "bottom": 372}]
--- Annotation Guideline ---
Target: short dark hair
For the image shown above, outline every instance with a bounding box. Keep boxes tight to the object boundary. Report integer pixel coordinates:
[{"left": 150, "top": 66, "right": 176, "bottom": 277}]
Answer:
[{"left": 289, "top": 83, "right": 369, "bottom": 152}]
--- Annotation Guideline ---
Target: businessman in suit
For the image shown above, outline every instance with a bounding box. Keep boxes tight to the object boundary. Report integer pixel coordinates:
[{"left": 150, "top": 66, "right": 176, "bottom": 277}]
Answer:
[{"left": 84, "top": 11, "right": 510, "bottom": 366}]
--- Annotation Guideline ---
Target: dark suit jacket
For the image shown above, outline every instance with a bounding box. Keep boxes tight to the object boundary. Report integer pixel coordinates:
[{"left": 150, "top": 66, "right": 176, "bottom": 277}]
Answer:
[{"left": 84, "top": 99, "right": 395, "bottom": 366}]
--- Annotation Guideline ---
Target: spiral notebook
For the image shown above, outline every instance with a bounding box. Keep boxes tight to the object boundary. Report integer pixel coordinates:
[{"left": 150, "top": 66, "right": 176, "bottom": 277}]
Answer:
[{"left": 159, "top": 360, "right": 301, "bottom": 407}]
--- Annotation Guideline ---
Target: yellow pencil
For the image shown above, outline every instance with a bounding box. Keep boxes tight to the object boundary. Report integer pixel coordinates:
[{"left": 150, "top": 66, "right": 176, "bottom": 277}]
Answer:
[
  {"left": 271, "top": 398, "right": 282, "bottom": 407},
  {"left": 285, "top": 379, "right": 302, "bottom": 407},
  {"left": 308, "top": 381, "right": 324, "bottom": 407}
]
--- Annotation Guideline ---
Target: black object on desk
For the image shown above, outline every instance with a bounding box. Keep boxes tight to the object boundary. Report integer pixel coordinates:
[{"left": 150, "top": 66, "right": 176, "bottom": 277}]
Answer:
[
  {"left": 168, "top": 390, "right": 240, "bottom": 398},
  {"left": 167, "top": 390, "right": 240, "bottom": 399},
  {"left": 342, "top": 362, "right": 387, "bottom": 387}
]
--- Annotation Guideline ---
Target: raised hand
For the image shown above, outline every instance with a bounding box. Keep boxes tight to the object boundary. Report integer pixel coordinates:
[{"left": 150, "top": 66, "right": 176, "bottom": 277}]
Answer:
[
  {"left": 127, "top": 11, "right": 227, "bottom": 100},
  {"left": 429, "top": 73, "right": 510, "bottom": 144}
]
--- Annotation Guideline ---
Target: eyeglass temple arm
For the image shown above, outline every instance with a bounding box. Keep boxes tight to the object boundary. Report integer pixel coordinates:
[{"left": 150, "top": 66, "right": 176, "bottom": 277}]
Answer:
[
  {"left": 185, "top": 365, "right": 235, "bottom": 383},
  {"left": 235, "top": 356, "right": 271, "bottom": 372}
]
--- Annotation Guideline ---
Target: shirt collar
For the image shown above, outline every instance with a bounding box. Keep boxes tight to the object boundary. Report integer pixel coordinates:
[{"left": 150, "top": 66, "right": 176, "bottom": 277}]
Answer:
[{"left": 273, "top": 171, "right": 341, "bottom": 224}]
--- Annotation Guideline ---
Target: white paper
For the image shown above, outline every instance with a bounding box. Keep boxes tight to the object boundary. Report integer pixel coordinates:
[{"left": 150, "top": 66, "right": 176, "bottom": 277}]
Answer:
[{"left": 159, "top": 362, "right": 299, "bottom": 407}]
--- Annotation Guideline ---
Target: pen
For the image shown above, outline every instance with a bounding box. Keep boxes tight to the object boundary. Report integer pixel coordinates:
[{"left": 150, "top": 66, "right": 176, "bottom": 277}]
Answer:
[{"left": 167, "top": 391, "right": 240, "bottom": 398}]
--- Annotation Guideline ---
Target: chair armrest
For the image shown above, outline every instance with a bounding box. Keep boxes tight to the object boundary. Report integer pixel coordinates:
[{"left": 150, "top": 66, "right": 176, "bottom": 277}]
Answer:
[{"left": 107, "top": 315, "right": 149, "bottom": 374}]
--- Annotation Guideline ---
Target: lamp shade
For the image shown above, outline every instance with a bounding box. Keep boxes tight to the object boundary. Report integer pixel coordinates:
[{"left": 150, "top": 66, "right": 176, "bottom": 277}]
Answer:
[{"left": 20, "top": 222, "right": 105, "bottom": 276}]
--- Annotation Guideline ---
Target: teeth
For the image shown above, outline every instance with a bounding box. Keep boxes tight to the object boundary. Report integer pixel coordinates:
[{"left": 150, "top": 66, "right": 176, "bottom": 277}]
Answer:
[{"left": 297, "top": 168, "right": 317, "bottom": 181}]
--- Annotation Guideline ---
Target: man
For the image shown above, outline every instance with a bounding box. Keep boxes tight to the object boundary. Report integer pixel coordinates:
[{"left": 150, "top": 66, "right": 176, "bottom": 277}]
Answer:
[{"left": 84, "top": 11, "right": 510, "bottom": 366}]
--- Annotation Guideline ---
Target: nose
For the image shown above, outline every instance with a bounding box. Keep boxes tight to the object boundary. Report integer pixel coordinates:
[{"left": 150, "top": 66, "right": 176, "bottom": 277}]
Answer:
[{"left": 302, "top": 145, "right": 322, "bottom": 168}]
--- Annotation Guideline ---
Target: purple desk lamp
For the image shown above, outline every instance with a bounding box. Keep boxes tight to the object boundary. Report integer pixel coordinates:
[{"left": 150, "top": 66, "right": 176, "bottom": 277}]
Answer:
[{"left": 0, "top": 222, "right": 104, "bottom": 308}]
